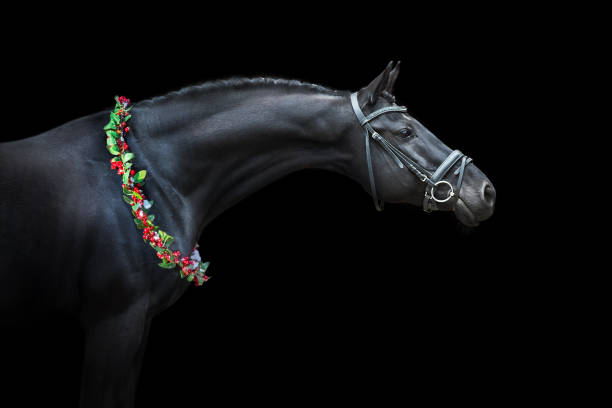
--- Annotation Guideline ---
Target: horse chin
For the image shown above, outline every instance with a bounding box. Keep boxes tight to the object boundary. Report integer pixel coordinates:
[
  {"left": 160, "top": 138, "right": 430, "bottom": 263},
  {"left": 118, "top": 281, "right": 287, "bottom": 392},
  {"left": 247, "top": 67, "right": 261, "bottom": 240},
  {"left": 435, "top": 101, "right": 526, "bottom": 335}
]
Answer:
[{"left": 454, "top": 198, "right": 480, "bottom": 227}]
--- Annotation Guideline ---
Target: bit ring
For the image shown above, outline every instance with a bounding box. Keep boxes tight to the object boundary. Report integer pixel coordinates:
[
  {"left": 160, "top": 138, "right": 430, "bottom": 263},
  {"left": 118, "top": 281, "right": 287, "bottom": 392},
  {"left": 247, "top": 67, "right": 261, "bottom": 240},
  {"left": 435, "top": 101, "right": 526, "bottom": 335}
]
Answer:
[{"left": 431, "top": 180, "right": 455, "bottom": 203}]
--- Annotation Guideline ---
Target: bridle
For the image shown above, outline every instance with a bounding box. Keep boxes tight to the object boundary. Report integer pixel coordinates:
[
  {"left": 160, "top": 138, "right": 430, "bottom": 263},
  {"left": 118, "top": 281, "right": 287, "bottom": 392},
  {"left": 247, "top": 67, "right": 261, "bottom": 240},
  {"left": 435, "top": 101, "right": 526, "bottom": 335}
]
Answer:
[{"left": 350, "top": 92, "right": 473, "bottom": 212}]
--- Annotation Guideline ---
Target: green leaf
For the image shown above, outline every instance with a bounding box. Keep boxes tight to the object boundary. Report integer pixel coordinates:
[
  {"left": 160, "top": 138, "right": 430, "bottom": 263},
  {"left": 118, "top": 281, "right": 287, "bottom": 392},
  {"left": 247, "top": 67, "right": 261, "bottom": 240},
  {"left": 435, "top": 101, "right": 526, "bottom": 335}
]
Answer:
[
  {"left": 158, "top": 230, "right": 174, "bottom": 246},
  {"left": 199, "top": 261, "right": 210, "bottom": 273},
  {"left": 124, "top": 114, "right": 132, "bottom": 121},
  {"left": 111, "top": 156, "right": 121, "bottom": 163},
  {"left": 126, "top": 105, "right": 133, "bottom": 111},
  {"left": 122, "top": 186, "right": 132, "bottom": 195},
  {"left": 104, "top": 121, "right": 115, "bottom": 130},
  {"left": 158, "top": 262, "right": 176, "bottom": 269},
  {"left": 147, "top": 214, "right": 155, "bottom": 223},
  {"left": 131, "top": 203, "right": 139, "bottom": 211},
  {"left": 186, "top": 274, "right": 194, "bottom": 282},
  {"left": 155, "top": 246, "right": 166, "bottom": 253},
  {"left": 107, "top": 144, "right": 120, "bottom": 155},
  {"left": 123, "top": 162, "right": 132, "bottom": 170},
  {"left": 132, "top": 191, "right": 142, "bottom": 201},
  {"left": 133, "top": 218, "right": 144, "bottom": 229},
  {"left": 123, "top": 195, "right": 132, "bottom": 205},
  {"left": 133, "top": 170, "right": 147, "bottom": 183},
  {"left": 107, "top": 137, "right": 117, "bottom": 146},
  {"left": 106, "top": 129, "right": 119, "bottom": 139},
  {"left": 122, "top": 152, "right": 134, "bottom": 162},
  {"left": 110, "top": 112, "right": 120, "bottom": 124},
  {"left": 122, "top": 172, "right": 130, "bottom": 185}
]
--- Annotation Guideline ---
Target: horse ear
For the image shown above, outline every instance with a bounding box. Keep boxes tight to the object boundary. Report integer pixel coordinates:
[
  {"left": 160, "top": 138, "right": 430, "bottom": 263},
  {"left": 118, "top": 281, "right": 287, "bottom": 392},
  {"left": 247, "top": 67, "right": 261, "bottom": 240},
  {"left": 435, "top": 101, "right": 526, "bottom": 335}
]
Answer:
[
  {"left": 386, "top": 61, "right": 400, "bottom": 93},
  {"left": 362, "top": 61, "right": 395, "bottom": 105}
]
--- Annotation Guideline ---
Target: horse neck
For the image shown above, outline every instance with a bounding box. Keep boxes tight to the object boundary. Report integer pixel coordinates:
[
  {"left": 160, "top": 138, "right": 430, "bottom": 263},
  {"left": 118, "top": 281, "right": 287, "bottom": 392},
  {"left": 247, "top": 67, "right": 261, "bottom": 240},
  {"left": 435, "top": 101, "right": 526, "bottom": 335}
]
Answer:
[{"left": 130, "top": 86, "right": 357, "bottom": 252}]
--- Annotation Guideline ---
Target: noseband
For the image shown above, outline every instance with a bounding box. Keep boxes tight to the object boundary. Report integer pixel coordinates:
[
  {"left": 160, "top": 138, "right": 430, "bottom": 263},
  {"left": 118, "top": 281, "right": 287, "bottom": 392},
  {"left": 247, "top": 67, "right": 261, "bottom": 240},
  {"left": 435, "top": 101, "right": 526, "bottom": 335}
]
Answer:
[{"left": 350, "top": 92, "right": 473, "bottom": 212}]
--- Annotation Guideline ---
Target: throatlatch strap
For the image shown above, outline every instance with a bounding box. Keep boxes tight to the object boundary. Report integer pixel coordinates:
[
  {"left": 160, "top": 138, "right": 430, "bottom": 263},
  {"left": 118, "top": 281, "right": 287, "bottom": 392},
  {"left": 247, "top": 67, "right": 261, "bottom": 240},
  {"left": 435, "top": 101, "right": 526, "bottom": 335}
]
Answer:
[{"left": 364, "top": 128, "right": 383, "bottom": 211}]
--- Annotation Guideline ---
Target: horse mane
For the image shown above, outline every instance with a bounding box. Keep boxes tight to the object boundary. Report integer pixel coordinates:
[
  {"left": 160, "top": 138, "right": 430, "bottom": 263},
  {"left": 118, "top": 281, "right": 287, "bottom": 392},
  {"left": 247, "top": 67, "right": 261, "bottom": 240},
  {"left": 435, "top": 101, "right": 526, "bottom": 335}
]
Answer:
[{"left": 139, "top": 77, "right": 346, "bottom": 106}]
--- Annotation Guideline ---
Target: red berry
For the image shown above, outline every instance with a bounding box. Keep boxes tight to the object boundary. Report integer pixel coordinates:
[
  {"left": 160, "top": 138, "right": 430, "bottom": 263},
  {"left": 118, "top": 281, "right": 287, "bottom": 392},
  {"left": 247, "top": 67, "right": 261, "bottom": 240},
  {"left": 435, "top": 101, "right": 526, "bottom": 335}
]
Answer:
[{"left": 124, "top": 127, "right": 130, "bottom": 133}]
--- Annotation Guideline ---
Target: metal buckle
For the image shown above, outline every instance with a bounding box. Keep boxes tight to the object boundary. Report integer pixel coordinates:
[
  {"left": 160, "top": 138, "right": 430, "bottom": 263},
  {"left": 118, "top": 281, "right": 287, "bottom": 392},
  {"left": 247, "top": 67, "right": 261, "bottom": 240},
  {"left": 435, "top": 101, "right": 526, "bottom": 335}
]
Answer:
[{"left": 430, "top": 180, "right": 455, "bottom": 203}]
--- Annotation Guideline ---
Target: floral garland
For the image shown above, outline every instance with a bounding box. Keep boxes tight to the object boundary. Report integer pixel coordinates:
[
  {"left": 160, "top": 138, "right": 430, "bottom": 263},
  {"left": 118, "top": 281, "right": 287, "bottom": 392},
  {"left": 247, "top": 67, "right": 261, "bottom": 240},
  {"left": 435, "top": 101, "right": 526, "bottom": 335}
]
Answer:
[{"left": 105, "top": 96, "right": 210, "bottom": 286}]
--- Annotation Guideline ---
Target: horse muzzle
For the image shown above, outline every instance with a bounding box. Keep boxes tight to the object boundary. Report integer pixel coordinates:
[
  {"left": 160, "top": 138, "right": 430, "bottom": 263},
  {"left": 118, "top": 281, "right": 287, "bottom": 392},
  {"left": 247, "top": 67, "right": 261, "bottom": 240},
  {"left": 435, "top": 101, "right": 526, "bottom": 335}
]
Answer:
[{"left": 454, "top": 180, "right": 496, "bottom": 226}]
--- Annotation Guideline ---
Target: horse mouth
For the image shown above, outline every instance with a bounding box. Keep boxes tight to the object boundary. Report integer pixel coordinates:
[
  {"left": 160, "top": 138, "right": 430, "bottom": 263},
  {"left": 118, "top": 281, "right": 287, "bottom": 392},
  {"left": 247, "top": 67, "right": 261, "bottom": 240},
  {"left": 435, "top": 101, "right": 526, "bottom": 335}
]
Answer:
[{"left": 454, "top": 198, "right": 479, "bottom": 227}]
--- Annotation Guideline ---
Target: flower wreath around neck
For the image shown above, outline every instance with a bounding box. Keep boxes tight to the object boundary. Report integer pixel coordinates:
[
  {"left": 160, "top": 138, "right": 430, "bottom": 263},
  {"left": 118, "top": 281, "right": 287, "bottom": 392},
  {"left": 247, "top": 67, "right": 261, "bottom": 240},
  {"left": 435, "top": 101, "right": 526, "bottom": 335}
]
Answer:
[{"left": 104, "top": 96, "right": 210, "bottom": 286}]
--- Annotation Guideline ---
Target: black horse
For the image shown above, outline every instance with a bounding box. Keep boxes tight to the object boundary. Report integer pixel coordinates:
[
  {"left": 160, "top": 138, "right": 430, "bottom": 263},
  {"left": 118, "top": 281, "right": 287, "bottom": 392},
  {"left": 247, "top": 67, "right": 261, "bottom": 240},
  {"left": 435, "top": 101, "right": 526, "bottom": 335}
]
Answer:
[{"left": 0, "top": 62, "right": 495, "bottom": 407}]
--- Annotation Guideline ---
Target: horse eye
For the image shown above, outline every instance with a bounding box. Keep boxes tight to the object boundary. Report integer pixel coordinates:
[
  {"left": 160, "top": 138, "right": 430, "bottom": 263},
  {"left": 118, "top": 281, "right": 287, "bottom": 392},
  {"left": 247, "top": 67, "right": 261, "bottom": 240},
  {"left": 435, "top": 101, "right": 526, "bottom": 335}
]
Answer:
[{"left": 399, "top": 127, "right": 415, "bottom": 139}]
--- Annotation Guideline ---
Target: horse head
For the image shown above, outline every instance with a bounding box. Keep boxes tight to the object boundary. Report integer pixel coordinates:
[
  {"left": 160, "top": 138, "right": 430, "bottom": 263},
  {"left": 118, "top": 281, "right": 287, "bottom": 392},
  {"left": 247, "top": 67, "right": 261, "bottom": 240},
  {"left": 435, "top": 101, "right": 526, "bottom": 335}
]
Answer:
[{"left": 350, "top": 61, "right": 495, "bottom": 226}]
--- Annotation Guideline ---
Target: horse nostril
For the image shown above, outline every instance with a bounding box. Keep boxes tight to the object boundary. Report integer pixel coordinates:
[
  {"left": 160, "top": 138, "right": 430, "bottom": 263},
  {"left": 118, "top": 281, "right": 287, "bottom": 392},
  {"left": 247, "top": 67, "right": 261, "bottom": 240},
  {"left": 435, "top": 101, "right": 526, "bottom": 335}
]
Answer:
[{"left": 482, "top": 183, "right": 496, "bottom": 207}]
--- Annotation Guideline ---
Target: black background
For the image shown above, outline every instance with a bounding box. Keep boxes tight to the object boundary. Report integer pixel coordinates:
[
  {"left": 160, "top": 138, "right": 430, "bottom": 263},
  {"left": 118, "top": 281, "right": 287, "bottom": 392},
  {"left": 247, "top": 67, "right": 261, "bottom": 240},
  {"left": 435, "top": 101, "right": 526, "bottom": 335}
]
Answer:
[{"left": 0, "top": 13, "right": 545, "bottom": 406}]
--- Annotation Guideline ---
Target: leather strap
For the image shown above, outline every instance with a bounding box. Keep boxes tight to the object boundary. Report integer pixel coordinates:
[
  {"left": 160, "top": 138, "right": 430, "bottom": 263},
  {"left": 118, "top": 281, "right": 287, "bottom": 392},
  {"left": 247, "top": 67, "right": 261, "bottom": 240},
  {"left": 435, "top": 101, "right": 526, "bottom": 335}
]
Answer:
[
  {"left": 350, "top": 93, "right": 368, "bottom": 124},
  {"left": 456, "top": 156, "right": 468, "bottom": 194},
  {"left": 361, "top": 106, "right": 408, "bottom": 125},
  {"left": 431, "top": 150, "right": 464, "bottom": 182},
  {"left": 373, "top": 136, "right": 432, "bottom": 183},
  {"left": 351, "top": 93, "right": 406, "bottom": 211},
  {"left": 364, "top": 128, "right": 383, "bottom": 211}
]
